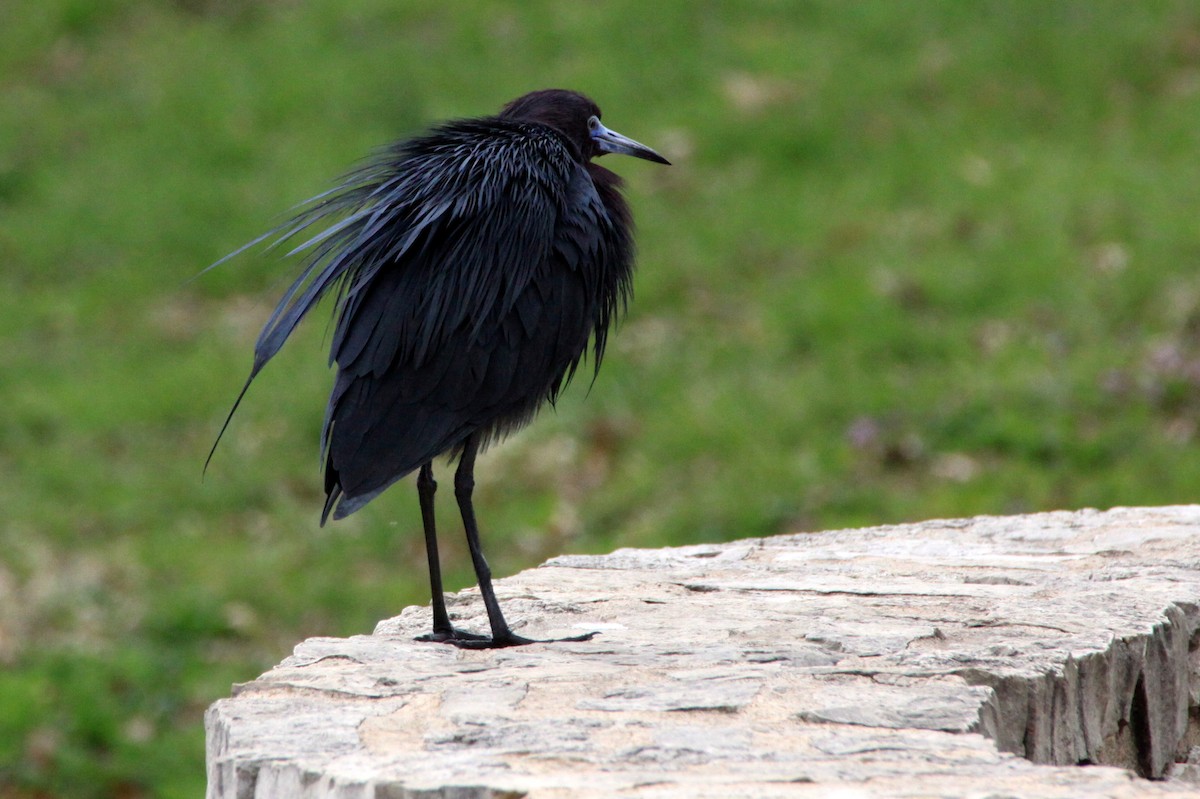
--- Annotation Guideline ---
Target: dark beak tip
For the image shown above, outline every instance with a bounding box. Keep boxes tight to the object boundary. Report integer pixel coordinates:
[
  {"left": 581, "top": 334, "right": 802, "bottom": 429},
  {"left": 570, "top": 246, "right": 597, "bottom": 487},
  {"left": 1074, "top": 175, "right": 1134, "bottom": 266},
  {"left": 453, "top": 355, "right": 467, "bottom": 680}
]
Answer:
[{"left": 595, "top": 126, "right": 671, "bottom": 166}]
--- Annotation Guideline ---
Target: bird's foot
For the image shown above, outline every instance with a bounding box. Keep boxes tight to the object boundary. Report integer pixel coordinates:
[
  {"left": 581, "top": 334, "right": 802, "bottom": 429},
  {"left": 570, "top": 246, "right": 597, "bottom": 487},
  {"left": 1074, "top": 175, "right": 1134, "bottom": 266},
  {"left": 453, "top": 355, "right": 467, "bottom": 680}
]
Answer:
[{"left": 419, "top": 629, "right": 599, "bottom": 649}]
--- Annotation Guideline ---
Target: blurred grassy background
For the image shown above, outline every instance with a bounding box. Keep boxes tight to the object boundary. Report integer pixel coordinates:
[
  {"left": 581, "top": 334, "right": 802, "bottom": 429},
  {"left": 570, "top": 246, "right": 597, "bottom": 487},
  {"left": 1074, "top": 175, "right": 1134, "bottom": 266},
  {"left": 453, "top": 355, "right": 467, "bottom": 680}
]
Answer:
[{"left": 3, "top": 0, "right": 1200, "bottom": 796}]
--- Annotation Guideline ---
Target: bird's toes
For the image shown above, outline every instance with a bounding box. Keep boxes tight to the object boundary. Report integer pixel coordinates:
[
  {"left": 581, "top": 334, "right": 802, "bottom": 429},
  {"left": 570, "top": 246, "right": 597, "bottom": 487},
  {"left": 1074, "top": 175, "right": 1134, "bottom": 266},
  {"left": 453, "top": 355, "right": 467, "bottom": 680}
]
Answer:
[
  {"left": 448, "top": 630, "right": 600, "bottom": 649},
  {"left": 417, "top": 627, "right": 600, "bottom": 649},
  {"left": 414, "top": 627, "right": 490, "bottom": 644}
]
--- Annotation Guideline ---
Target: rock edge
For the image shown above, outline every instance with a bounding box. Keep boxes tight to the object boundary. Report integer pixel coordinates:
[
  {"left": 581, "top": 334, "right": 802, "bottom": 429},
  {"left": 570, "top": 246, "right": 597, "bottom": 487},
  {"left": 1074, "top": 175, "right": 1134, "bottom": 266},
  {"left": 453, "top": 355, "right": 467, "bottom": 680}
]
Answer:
[{"left": 206, "top": 506, "right": 1200, "bottom": 798}]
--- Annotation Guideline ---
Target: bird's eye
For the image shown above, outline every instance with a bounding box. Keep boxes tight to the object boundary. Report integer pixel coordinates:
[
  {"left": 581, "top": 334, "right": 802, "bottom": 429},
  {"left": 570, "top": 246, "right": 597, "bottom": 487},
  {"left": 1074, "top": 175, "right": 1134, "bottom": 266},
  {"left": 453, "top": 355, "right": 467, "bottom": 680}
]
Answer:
[{"left": 587, "top": 116, "right": 601, "bottom": 133}]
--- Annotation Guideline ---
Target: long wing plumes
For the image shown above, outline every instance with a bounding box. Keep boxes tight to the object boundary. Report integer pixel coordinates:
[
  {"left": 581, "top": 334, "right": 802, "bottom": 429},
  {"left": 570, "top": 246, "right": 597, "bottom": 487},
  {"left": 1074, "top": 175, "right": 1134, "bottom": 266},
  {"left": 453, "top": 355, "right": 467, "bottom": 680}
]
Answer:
[
  {"left": 207, "top": 117, "right": 635, "bottom": 494},
  {"left": 203, "top": 139, "right": 435, "bottom": 472}
]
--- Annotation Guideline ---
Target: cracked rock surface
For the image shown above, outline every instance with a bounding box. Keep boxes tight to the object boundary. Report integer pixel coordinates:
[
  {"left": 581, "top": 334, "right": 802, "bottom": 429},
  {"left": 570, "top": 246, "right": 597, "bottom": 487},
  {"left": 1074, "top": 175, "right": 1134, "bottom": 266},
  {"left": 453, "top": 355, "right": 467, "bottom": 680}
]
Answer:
[{"left": 206, "top": 506, "right": 1200, "bottom": 798}]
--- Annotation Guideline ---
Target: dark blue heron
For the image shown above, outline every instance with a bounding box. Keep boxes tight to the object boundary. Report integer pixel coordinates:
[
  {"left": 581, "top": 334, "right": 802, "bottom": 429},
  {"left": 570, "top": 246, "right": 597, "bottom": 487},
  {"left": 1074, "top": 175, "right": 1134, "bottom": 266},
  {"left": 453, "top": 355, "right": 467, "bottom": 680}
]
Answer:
[{"left": 209, "top": 89, "right": 668, "bottom": 648}]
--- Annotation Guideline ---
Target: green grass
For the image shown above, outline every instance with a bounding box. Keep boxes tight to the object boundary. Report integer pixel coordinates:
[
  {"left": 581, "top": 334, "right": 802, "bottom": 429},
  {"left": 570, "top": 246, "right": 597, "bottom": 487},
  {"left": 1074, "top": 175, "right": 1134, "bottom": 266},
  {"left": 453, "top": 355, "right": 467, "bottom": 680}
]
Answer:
[{"left": 3, "top": 1, "right": 1200, "bottom": 795}]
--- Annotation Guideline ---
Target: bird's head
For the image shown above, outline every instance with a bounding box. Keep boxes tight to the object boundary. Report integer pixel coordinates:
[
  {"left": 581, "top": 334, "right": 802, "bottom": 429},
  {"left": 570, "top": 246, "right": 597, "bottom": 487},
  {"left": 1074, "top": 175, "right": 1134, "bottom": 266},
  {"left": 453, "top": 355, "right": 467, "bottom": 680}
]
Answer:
[{"left": 500, "top": 89, "right": 670, "bottom": 166}]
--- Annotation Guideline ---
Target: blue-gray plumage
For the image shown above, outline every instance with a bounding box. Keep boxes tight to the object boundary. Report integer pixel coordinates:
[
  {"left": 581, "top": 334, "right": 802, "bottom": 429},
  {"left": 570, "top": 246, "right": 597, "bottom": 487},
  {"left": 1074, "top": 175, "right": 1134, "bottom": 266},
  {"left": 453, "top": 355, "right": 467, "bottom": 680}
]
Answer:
[{"left": 210, "top": 89, "right": 668, "bottom": 647}]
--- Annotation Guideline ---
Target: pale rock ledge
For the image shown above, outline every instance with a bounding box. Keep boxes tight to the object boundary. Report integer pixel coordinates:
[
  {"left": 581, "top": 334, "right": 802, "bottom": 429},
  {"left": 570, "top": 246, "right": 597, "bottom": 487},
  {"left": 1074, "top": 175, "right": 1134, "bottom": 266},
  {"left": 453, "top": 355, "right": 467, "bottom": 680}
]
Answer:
[{"left": 206, "top": 506, "right": 1200, "bottom": 798}]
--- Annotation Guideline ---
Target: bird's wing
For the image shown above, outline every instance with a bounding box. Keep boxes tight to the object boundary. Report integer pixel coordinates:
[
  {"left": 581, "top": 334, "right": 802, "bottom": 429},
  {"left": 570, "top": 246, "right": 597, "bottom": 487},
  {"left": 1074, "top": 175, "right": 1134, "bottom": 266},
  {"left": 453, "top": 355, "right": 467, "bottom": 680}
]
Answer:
[
  {"left": 311, "top": 123, "right": 601, "bottom": 513},
  {"left": 327, "top": 130, "right": 574, "bottom": 378},
  {"left": 322, "top": 149, "right": 636, "bottom": 520}
]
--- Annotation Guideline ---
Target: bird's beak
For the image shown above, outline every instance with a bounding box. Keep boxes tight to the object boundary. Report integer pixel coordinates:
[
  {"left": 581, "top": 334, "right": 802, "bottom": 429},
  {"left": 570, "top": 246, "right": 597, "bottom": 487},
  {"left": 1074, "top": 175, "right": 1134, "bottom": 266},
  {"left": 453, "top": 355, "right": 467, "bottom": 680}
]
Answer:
[{"left": 591, "top": 120, "right": 671, "bottom": 165}]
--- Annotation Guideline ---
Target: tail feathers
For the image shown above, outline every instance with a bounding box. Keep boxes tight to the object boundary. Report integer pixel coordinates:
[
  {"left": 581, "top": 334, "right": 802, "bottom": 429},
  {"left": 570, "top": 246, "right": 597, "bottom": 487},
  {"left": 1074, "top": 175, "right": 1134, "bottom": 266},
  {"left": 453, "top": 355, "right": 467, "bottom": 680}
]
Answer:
[
  {"left": 320, "top": 485, "right": 342, "bottom": 527},
  {"left": 321, "top": 482, "right": 390, "bottom": 524},
  {"left": 321, "top": 448, "right": 397, "bottom": 524}
]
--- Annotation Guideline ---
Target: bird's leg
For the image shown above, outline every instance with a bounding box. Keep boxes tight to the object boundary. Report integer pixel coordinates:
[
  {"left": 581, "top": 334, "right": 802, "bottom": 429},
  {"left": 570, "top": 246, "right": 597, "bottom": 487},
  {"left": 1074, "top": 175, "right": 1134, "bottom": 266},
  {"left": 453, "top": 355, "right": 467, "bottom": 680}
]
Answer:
[
  {"left": 452, "top": 435, "right": 527, "bottom": 646},
  {"left": 414, "top": 461, "right": 486, "bottom": 643},
  {"left": 448, "top": 435, "right": 596, "bottom": 649},
  {"left": 417, "top": 463, "right": 450, "bottom": 632}
]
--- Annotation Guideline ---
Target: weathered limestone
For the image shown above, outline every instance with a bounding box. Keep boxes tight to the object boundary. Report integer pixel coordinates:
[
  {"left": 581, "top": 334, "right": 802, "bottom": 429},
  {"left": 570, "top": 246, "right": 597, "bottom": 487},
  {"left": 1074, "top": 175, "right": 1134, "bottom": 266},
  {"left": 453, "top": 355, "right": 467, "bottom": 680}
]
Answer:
[{"left": 206, "top": 506, "right": 1200, "bottom": 798}]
